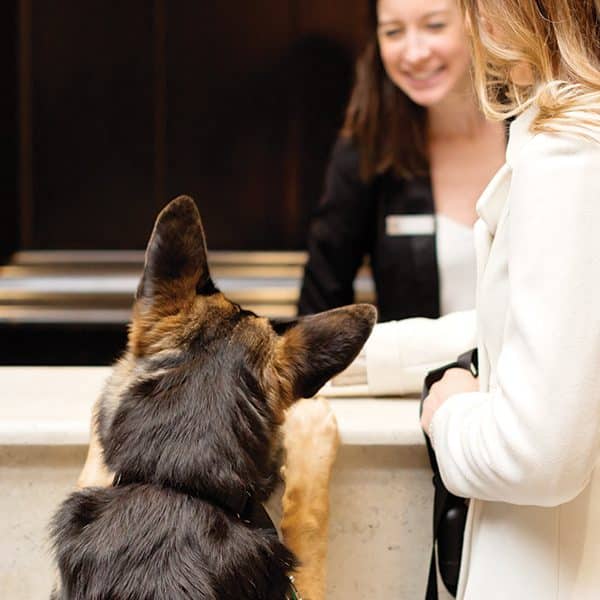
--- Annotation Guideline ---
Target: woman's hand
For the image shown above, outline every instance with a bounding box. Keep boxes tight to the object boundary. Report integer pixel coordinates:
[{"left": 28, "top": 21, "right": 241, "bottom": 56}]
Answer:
[{"left": 421, "top": 368, "right": 478, "bottom": 435}]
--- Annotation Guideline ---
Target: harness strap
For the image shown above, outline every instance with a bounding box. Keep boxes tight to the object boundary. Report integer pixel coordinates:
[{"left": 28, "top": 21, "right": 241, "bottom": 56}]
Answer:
[{"left": 111, "top": 476, "right": 277, "bottom": 532}]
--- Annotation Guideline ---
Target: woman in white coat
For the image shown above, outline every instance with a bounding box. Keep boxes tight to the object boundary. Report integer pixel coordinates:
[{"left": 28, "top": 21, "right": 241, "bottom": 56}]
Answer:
[{"left": 333, "top": 0, "right": 600, "bottom": 597}]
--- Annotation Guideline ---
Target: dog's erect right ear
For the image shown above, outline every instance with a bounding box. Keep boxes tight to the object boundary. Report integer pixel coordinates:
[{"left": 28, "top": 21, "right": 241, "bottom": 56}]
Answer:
[
  {"left": 277, "top": 304, "right": 377, "bottom": 399},
  {"left": 136, "top": 196, "right": 214, "bottom": 307}
]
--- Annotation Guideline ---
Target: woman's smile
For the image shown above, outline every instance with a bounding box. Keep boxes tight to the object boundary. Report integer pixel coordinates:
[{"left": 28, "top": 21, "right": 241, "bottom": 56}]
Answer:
[{"left": 401, "top": 65, "right": 447, "bottom": 89}]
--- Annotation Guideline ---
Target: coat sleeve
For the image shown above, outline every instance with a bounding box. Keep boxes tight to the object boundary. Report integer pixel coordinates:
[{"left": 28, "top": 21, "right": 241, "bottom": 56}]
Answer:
[
  {"left": 432, "top": 133, "right": 600, "bottom": 507},
  {"left": 318, "top": 310, "right": 477, "bottom": 397},
  {"left": 364, "top": 310, "right": 477, "bottom": 395},
  {"left": 297, "top": 138, "right": 375, "bottom": 315}
]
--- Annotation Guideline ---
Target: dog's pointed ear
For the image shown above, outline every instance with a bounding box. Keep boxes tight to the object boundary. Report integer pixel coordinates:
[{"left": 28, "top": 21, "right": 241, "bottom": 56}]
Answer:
[
  {"left": 136, "top": 195, "right": 214, "bottom": 306},
  {"left": 276, "top": 304, "right": 377, "bottom": 399}
]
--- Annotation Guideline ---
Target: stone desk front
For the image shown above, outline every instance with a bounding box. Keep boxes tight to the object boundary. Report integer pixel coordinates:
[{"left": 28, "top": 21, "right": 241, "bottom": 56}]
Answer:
[{"left": 0, "top": 367, "right": 449, "bottom": 599}]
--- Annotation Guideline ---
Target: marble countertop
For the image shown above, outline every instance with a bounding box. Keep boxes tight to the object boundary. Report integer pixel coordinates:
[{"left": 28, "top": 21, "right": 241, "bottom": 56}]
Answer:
[{"left": 0, "top": 367, "right": 424, "bottom": 447}]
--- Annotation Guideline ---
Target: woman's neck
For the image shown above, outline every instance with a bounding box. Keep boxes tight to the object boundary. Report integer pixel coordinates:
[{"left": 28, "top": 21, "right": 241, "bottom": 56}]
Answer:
[{"left": 427, "top": 86, "right": 488, "bottom": 141}]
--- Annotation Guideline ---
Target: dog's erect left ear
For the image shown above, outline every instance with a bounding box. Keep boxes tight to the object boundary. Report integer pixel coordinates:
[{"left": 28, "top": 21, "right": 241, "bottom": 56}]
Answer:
[
  {"left": 136, "top": 196, "right": 214, "bottom": 305},
  {"left": 277, "top": 304, "right": 377, "bottom": 399}
]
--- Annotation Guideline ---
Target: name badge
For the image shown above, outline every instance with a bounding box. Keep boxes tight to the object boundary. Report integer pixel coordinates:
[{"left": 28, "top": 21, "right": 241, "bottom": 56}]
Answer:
[{"left": 386, "top": 214, "right": 435, "bottom": 236}]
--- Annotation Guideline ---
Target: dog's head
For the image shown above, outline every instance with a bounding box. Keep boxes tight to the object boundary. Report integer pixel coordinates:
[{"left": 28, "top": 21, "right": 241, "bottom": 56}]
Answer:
[{"left": 98, "top": 196, "right": 376, "bottom": 502}]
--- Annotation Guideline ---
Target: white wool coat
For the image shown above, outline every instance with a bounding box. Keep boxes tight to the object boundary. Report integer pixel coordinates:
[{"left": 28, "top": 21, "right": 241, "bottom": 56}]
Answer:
[{"left": 363, "top": 107, "right": 600, "bottom": 599}]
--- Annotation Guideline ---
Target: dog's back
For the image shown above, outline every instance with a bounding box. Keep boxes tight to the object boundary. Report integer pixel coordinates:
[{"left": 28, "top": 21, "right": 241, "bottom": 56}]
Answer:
[{"left": 52, "top": 484, "right": 294, "bottom": 600}]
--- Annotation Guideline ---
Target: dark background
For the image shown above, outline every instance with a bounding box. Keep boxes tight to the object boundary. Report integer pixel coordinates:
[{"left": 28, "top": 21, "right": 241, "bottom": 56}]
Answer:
[{"left": 2, "top": 1, "right": 369, "bottom": 259}]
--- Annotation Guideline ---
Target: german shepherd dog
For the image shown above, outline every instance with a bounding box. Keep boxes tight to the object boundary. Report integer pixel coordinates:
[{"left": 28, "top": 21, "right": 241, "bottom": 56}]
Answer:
[{"left": 50, "top": 196, "right": 376, "bottom": 599}]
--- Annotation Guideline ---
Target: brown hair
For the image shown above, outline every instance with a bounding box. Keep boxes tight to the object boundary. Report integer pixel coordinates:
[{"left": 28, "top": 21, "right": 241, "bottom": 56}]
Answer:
[
  {"left": 460, "top": 0, "right": 600, "bottom": 140},
  {"left": 341, "top": 1, "right": 428, "bottom": 182}
]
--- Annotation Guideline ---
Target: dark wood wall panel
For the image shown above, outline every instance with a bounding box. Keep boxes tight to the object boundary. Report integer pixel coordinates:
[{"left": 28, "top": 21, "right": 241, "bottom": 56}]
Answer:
[
  {"left": 1, "top": 1, "right": 18, "bottom": 260},
  {"left": 165, "top": 2, "right": 365, "bottom": 249},
  {"left": 165, "top": 2, "right": 295, "bottom": 249},
  {"left": 282, "top": 0, "right": 368, "bottom": 247},
  {"left": 297, "top": 0, "right": 370, "bottom": 51},
  {"left": 30, "top": 1, "right": 156, "bottom": 249},
  {"left": 12, "top": 1, "right": 369, "bottom": 252}
]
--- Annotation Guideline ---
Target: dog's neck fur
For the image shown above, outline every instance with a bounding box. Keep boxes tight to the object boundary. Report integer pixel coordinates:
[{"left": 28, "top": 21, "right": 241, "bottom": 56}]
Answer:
[{"left": 97, "top": 335, "right": 282, "bottom": 510}]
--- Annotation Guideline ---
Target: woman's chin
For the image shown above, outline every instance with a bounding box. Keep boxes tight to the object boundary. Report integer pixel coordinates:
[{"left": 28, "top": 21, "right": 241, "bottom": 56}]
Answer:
[
  {"left": 405, "top": 86, "right": 450, "bottom": 108},
  {"left": 403, "top": 74, "right": 471, "bottom": 109}
]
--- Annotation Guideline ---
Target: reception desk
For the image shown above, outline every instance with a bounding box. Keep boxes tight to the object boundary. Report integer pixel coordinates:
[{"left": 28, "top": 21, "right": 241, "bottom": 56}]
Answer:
[{"left": 0, "top": 367, "right": 451, "bottom": 599}]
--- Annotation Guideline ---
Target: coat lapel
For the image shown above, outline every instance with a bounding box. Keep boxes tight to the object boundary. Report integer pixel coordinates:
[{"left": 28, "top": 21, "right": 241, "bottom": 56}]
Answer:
[
  {"left": 474, "top": 163, "right": 511, "bottom": 272},
  {"left": 476, "top": 104, "right": 537, "bottom": 240},
  {"left": 473, "top": 163, "right": 512, "bottom": 391}
]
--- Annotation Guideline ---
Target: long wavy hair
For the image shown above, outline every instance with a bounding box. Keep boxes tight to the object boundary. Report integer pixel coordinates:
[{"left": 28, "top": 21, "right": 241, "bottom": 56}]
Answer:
[
  {"left": 459, "top": 0, "right": 600, "bottom": 141},
  {"left": 341, "top": 0, "right": 428, "bottom": 181}
]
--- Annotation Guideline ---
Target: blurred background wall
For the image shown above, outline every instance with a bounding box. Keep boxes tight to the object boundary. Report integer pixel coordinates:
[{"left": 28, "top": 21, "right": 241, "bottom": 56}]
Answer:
[
  {"left": 1, "top": 2, "right": 19, "bottom": 261},
  {"left": 4, "top": 0, "right": 369, "bottom": 254}
]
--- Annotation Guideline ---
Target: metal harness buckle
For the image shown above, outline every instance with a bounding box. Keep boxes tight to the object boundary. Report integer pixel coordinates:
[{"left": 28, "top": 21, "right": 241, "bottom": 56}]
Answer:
[{"left": 287, "top": 575, "right": 302, "bottom": 600}]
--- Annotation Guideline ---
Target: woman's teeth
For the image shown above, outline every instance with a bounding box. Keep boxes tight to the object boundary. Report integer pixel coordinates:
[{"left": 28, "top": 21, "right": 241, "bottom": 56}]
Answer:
[{"left": 409, "top": 68, "right": 443, "bottom": 80}]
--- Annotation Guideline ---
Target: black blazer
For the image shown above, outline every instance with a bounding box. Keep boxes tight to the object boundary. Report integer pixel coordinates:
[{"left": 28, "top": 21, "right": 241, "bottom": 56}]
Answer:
[{"left": 298, "top": 138, "right": 440, "bottom": 322}]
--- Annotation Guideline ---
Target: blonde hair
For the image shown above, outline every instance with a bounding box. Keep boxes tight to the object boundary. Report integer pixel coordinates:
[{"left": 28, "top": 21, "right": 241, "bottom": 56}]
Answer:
[{"left": 460, "top": 0, "right": 600, "bottom": 141}]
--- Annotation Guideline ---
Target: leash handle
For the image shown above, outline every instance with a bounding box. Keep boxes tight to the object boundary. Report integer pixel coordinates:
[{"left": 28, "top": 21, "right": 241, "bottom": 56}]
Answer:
[{"left": 421, "top": 348, "right": 478, "bottom": 600}]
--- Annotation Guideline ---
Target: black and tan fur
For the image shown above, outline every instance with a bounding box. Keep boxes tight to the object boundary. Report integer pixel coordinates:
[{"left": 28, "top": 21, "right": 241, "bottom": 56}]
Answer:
[{"left": 50, "top": 196, "right": 376, "bottom": 600}]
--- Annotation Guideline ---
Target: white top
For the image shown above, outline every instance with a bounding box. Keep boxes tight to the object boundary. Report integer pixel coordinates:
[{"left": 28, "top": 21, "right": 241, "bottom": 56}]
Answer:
[{"left": 435, "top": 213, "right": 476, "bottom": 315}]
